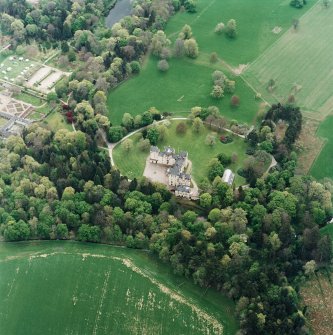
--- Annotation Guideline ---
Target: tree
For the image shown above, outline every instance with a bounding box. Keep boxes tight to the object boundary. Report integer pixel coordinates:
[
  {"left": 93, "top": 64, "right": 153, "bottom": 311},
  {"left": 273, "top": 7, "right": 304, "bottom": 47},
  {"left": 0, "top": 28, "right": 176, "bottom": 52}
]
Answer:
[
  {"left": 211, "top": 85, "right": 224, "bottom": 99},
  {"left": 210, "top": 52, "right": 218, "bottom": 63},
  {"left": 184, "top": 0, "right": 197, "bottom": 12},
  {"left": 184, "top": 38, "right": 199, "bottom": 58},
  {"left": 138, "top": 138, "right": 151, "bottom": 152},
  {"left": 122, "top": 113, "right": 134, "bottom": 130},
  {"left": 208, "top": 158, "right": 224, "bottom": 181},
  {"left": 192, "top": 117, "right": 203, "bottom": 133},
  {"left": 130, "top": 61, "right": 141, "bottom": 74},
  {"left": 174, "top": 38, "right": 185, "bottom": 57},
  {"left": 4, "top": 220, "right": 30, "bottom": 241},
  {"left": 122, "top": 139, "right": 133, "bottom": 152},
  {"left": 303, "top": 260, "right": 316, "bottom": 276},
  {"left": 180, "top": 24, "right": 192, "bottom": 39},
  {"left": 108, "top": 126, "right": 125, "bottom": 143},
  {"left": 176, "top": 122, "right": 187, "bottom": 134},
  {"left": 56, "top": 224, "right": 68, "bottom": 239},
  {"left": 205, "top": 134, "right": 217, "bottom": 147},
  {"left": 214, "top": 22, "right": 225, "bottom": 34},
  {"left": 151, "top": 30, "right": 171, "bottom": 57},
  {"left": 225, "top": 19, "right": 237, "bottom": 38},
  {"left": 231, "top": 95, "right": 240, "bottom": 107},
  {"left": 158, "top": 59, "right": 169, "bottom": 72},
  {"left": 146, "top": 127, "right": 160, "bottom": 145},
  {"left": 200, "top": 193, "right": 212, "bottom": 208}
]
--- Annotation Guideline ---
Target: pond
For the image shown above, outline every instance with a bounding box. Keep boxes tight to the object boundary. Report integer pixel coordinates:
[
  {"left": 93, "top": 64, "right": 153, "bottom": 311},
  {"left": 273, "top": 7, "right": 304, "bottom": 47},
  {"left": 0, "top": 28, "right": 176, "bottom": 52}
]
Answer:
[{"left": 105, "top": 0, "right": 133, "bottom": 28}]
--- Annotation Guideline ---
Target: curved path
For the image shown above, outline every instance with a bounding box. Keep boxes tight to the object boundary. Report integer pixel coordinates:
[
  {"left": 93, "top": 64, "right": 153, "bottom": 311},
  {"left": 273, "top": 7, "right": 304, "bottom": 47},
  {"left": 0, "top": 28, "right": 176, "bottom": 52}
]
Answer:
[{"left": 104, "top": 117, "right": 246, "bottom": 167}]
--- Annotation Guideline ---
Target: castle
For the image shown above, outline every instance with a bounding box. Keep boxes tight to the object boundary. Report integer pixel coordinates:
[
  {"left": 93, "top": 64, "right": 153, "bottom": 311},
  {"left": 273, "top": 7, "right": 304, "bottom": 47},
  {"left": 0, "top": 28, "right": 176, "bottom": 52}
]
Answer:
[{"left": 149, "top": 146, "right": 193, "bottom": 199}]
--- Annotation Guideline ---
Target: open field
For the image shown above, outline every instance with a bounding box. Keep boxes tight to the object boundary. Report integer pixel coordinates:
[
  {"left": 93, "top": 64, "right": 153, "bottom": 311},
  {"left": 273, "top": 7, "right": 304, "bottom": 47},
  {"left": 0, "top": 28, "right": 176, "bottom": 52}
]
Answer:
[
  {"left": 0, "top": 241, "right": 238, "bottom": 335},
  {"left": 309, "top": 116, "right": 333, "bottom": 180},
  {"left": 113, "top": 120, "right": 247, "bottom": 185},
  {"left": 108, "top": 57, "right": 260, "bottom": 125},
  {"left": 244, "top": 2, "right": 333, "bottom": 120},
  {"left": 108, "top": 0, "right": 315, "bottom": 126},
  {"left": 165, "top": 0, "right": 315, "bottom": 66}
]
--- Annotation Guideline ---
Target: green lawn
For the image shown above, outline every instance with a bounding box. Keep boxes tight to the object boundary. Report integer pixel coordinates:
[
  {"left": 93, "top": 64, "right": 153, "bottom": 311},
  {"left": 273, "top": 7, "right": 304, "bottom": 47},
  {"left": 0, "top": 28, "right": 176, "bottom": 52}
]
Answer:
[
  {"left": 165, "top": 0, "right": 314, "bottom": 66},
  {"left": 108, "top": 57, "right": 260, "bottom": 125},
  {"left": 310, "top": 116, "right": 333, "bottom": 180},
  {"left": 244, "top": 2, "right": 333, "bottom": 119},
  {"left": 107, "top": 0, "right": 315, "bottom": 126},
  {"left": 13, "top": 92, "right": 44, "bottom": 107},
  {"left": 113, "top": 120, "right": 247, "bottom": 185},
  {"left": 0, "top": 241, "right": 238, "bottom": 335},
  {"left": 43, "top": 110, "right": 72, "bottom": 132}
]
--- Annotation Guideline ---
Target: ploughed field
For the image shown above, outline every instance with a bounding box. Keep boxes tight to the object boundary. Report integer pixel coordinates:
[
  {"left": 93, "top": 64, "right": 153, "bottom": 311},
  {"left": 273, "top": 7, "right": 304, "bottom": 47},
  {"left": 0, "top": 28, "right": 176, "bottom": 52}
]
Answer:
[{"left": 0, "top": 241, "right": 238, "bottom": 335}]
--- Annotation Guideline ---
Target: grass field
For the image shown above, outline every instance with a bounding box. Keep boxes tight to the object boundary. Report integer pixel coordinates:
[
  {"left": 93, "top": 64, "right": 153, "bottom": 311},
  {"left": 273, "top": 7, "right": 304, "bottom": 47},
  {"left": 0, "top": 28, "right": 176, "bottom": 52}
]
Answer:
[
  {"left": 309, "top": 116, "right": 333, "bottom": 180},
  {"left": 13, "top": 92, "right": 44, "bottom": 107},
  {"left": 113, "top": 120, "right": 247, "bottom": 185},
  {"left": 0, "top": 241, "right": 238, "bottom": 335},
  {"left": 244, "top": 2, "right": 333, "bottom": 119},
  {"left": 164, "top": 0, "right": 314, "bottom": 66},
  {"left": 108, "top": 57, "right": 260, "bottom": 125},
  {"left": 107, "top": 0, "right": 316, "bottom": 126}
]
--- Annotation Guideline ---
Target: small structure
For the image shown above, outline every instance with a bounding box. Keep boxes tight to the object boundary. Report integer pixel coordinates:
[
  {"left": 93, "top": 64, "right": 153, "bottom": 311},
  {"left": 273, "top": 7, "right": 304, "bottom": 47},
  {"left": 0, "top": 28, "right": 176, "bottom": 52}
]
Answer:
[{"left": 222, "top": 169, "right": 235, "bottom": 186}]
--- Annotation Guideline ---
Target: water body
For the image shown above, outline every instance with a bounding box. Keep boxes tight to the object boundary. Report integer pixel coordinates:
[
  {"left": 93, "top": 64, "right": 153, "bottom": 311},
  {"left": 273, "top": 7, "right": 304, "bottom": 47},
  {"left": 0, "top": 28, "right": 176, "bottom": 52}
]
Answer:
[{"left": 105, "top": 0, "right": 133, "bottom": 28}]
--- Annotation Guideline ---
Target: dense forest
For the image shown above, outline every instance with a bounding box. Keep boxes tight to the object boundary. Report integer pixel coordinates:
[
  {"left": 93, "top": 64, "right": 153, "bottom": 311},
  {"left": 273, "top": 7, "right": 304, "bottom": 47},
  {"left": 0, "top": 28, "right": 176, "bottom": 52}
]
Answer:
[{"left": 0, "top": 0, "right": 332, "bottom": 334}]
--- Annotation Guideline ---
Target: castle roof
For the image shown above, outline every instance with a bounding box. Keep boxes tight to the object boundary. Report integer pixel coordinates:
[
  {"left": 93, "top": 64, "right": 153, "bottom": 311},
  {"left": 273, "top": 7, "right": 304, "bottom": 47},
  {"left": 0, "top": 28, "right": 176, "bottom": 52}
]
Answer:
[{"left": 176, "top": 185, "right": 191, "bottom": 193}]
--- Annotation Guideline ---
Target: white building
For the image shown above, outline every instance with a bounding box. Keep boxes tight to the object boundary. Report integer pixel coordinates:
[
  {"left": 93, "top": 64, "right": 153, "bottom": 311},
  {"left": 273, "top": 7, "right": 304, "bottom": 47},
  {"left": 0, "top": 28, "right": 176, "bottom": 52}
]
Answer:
[{"left": 222, "top": 169, "right": 235, "bottom": 186}]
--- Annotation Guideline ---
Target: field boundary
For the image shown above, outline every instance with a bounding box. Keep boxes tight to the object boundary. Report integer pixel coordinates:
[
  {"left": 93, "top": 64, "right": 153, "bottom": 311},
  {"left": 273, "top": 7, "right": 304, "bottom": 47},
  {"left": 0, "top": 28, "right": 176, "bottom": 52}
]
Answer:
[{"left": 246, "top": 0, "right": 322, "bottom": 73}]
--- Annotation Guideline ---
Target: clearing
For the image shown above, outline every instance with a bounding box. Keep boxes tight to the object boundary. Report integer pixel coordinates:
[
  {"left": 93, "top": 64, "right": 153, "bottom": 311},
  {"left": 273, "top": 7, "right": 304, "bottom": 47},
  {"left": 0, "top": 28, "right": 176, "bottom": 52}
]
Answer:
[
  {"left": 113, "top": 120, "right": 247, "bottom": 185},
  {"left": 0, "top": 241, "right": 238, "bottom": 335}
]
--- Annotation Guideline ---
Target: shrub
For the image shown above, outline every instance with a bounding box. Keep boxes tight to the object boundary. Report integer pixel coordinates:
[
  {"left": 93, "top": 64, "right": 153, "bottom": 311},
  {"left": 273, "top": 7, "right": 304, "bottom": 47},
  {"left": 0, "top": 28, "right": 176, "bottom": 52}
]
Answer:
[
  {"left": 130, "top": 61, "right": 141, "bottom": 74},
  {"left": 158, "top": 59, "right": 169, "bottom": 72},
  {"left": 176, "top": 122, "right": 187, "bottom": 135},
  {"left": 231, "top": 95, "right": 240, "bottom": 107},
  {"left": 214, "top": 23, "right": 225, "bottom": 34},
  {"left": 210, "top": 52, "right": 218, "bottom": 63}
]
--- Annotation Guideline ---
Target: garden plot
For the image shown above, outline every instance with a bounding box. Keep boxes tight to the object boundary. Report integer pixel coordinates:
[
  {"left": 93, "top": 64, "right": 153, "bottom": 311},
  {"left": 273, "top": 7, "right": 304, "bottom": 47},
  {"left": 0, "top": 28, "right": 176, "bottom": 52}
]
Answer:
[
  {"left": 26, "top": 65, "right": 66, "bottom": 94},
  {"left": 0, "top": 92, "right": 34, "bottom": 119},
  {"left": 0, "top": 56, "right": 38, "bottom": 84}
]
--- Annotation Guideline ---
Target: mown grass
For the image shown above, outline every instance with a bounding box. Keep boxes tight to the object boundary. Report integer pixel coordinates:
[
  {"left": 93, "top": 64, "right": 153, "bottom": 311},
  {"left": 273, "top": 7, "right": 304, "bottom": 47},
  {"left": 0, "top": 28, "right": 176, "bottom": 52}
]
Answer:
[
  {"left": 0, "top": 241, "right": 238, "bottom": 335},
  {"left": 113, "top": 120, "right": 247, "bottom": 185},
  {"left": 0, "top": 117, "right": 7, "bottom": 126},
  {"left": 108, "top": 0, "right": 315, "bottom": 126},
  {"left": 310, "top": 116, "right": 333, "bottom": 180},
  {"left": 165, "top": 0, "right": 314, "bottom": 66},
  {"left": 13, "top": 92, "right": 44, "bottom": 107},
  {"left": 244, "top": 2, "right": 333, "bottom": 118},
  {"left": 108, "top": 56, "right": 260, "bottom": 125}
]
